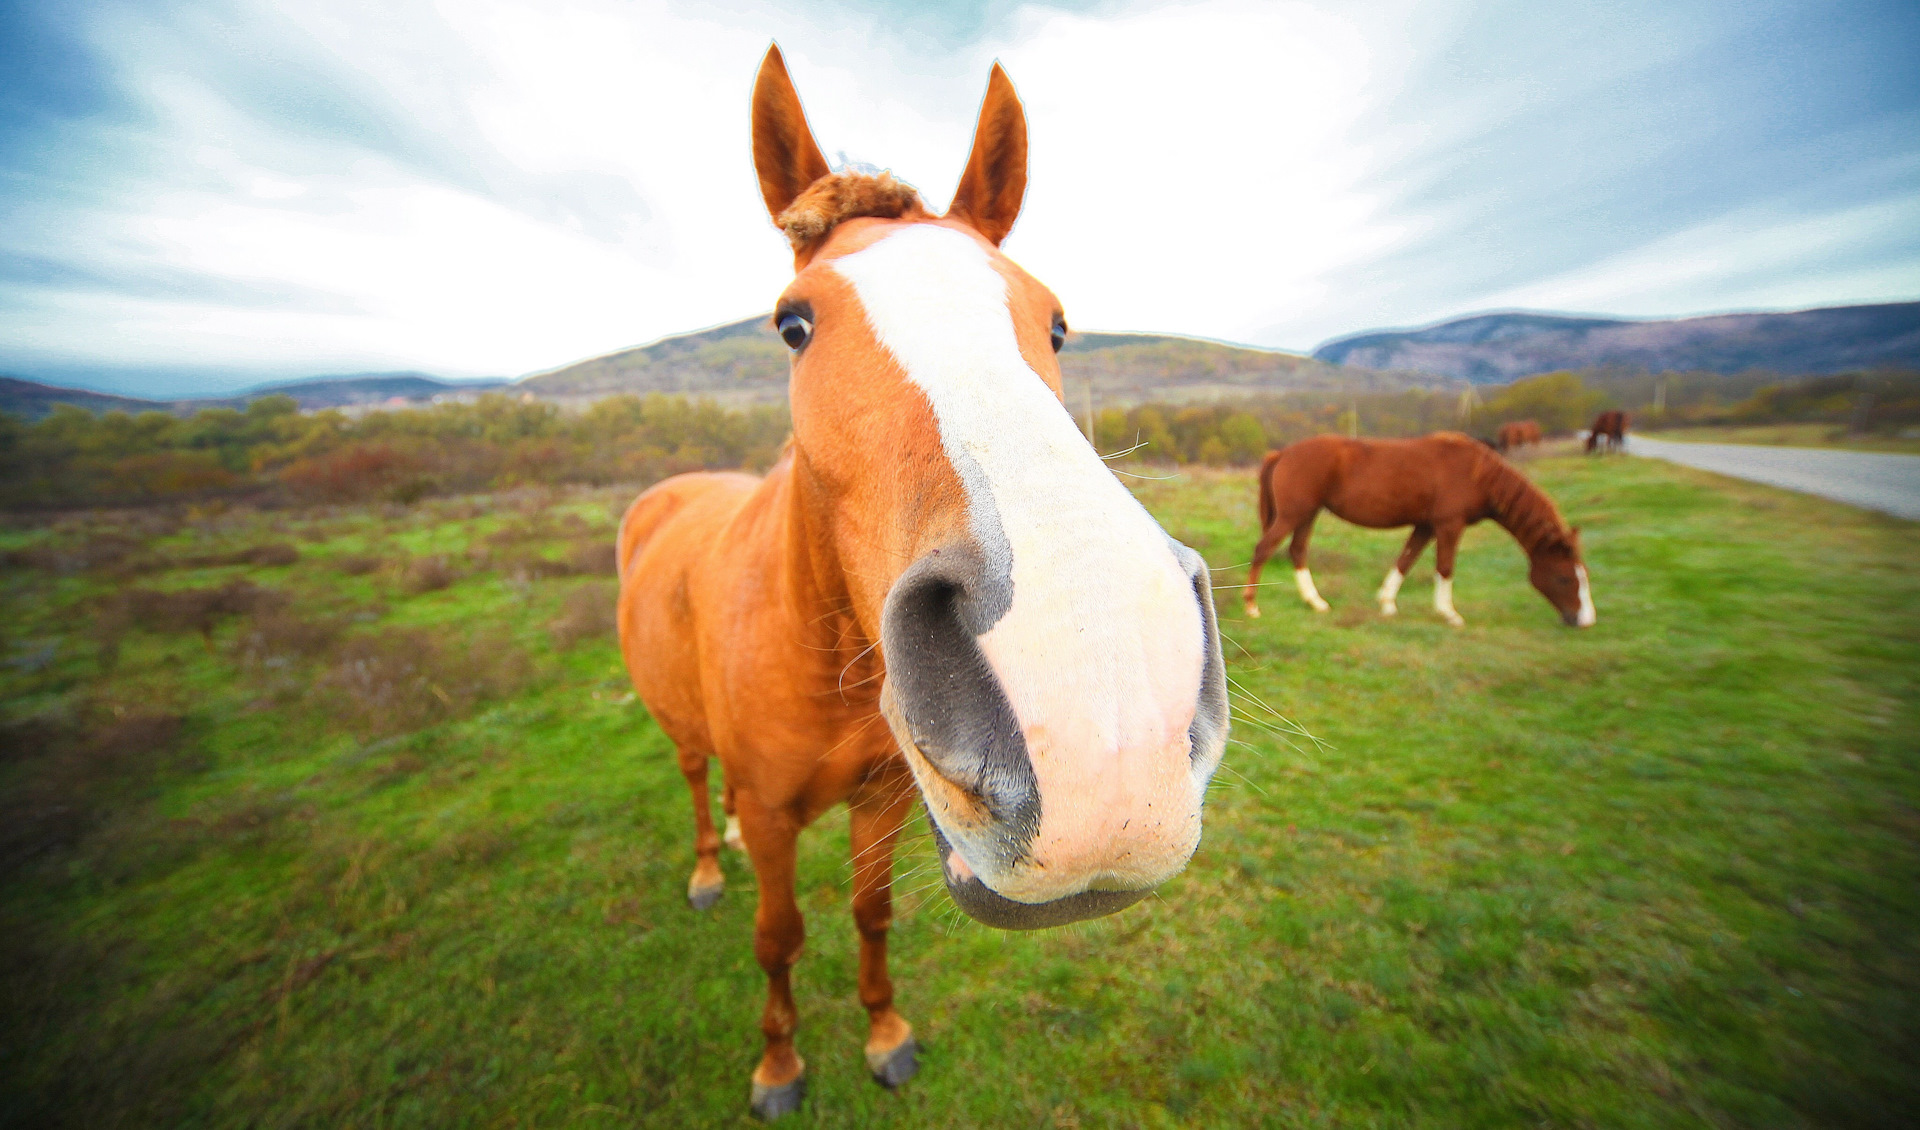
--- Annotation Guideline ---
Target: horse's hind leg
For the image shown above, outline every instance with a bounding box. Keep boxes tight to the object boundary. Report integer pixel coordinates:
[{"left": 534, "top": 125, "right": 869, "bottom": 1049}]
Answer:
[
  {"left": 677, "top": 746, "right": 725, "bottom": 909},
  {"left": 1287, "top": 512, "right": 1331, "bottom": 613},
  {"left": 1242, "top": 515, "right": 1292, "bottom": 618},
  {"left": 849, "top": 771, "right": 919, "bottom": 1090},
  {"left": 1379, "top": 525, "right": 1432, "bottom": 616},
  {"left": 722, "top": 775, "right": 744, "bottom": 852},
  {"left": 1432, "top": 523, "right": 1466, "bottom": 627}
]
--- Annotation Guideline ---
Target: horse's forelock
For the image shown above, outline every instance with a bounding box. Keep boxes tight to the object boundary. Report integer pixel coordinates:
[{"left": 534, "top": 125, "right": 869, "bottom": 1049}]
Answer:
[{"left": 776, "top": 171, "right": 926, "bottom": 252}]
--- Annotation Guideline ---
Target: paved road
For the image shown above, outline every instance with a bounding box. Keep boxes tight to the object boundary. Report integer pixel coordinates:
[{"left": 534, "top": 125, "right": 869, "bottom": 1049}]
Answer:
[{"left": 1626, "top": 435, "right": 1920, "bottom": 521}]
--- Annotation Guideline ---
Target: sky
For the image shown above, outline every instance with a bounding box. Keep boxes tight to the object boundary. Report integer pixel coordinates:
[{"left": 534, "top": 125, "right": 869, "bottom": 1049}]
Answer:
[{"left": 1, "top": 0, "right": 1917, "bottom": 397}]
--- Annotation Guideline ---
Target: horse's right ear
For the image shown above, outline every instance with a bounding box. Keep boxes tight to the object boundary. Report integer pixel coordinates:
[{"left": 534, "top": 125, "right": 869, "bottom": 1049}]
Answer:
[{"left": 751, "top": 44, "right": 831, "bottom": 224}]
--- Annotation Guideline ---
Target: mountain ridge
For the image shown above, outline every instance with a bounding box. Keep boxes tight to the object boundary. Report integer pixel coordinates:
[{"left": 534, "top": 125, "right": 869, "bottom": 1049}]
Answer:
[{"left": 1313, "top": 301, "right": 1920, "bottom": 381}]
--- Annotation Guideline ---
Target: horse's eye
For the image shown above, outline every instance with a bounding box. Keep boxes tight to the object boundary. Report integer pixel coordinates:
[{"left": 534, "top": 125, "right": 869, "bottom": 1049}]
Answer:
[
  {"left": 778, "top": 312, "right": 812, "bottom": 351},
  {"left": 1050, "top": 315, "right": 1067, "bottom": 353}
]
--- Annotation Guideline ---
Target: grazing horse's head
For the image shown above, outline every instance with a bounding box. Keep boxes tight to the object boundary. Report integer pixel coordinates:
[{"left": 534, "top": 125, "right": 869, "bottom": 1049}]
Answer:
[
  {"left": 751, "top": 46, "right": 1226, "bottom": 929},
  {"left": 1530, "top": 528, "right": 1595, "bottom": 628}
]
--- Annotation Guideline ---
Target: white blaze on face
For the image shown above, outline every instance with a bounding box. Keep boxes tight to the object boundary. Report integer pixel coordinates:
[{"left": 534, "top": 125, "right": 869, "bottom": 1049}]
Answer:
[
  {"left": 1575, "top": 565, "right": 1596, "bottom": 627},
  {"left": 834, "top": 224, "right": 1210, "bottom": 903}
]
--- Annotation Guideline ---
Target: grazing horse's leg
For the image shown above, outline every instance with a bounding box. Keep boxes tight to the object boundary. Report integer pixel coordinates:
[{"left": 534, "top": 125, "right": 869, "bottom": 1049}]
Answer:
[
  {"left": 1431, "top": 523, "right": 1466, "bottom": 627},
  {"left": 722, "top": 776, "right": 744, "bottom": 852},
  {"left": 741, "top": 798, "right": 808, "bottom": 1119},
  {"left": 1379, "top": 525, "right": 1432, "bottom": 616},
  {"left": 1242, "top": 515, "right": 1291, "bottom": 619},
  {"left": 678, "top": 746, "right": 726, "bottom": 909},
  {"left": 848, "top": 772, "right": 919, "bottom": 1089},
  {"left": 1288, "top": 511, "right": 1331, "bottom": 613}
]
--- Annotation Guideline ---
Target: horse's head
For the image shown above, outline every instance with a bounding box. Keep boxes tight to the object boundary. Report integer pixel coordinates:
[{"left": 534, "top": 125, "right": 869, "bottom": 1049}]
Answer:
[
  {"left": 751, "top": 45, "right": 1226, "bottom": 929},
  {"left": 1530, "top": 528, "right": 1596, "bottom": 628}
]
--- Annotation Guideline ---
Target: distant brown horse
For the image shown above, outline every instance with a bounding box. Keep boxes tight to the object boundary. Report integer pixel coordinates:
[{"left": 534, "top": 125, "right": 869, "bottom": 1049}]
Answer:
[
  {"left": 1242, "top": 433, "right": 1595, "bottom": 627},
  {"left": 617, "top": 46, "right": 1226, "bottom": 1120},
  {"left": 1495, "top": 419, "right": 1542, "bottom": 451},
  {"left": 1586, "top": 409, "right": 1628, "bottom": 453}
]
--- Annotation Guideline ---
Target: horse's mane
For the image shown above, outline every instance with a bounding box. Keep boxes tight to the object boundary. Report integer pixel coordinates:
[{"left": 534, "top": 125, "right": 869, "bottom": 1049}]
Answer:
[
  {"left": 1474, "top": 449, "right": 1573, "bottom": 557},
  {"left": 776, "top": 171, "right": 927, "bottom": 252}
]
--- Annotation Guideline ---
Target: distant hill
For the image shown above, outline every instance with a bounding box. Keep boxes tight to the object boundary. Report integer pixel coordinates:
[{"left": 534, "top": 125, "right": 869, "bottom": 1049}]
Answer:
[
  {"left": 0, "top": 376, "right": 168, "bottom": 421},
  {"left": 191, "top": 373, "right": 510, "bottom": 411},
  {"left": 522, "top": 317, "right": 1423, "bottom": 406},
  {"left": 0, "top": 372, "right": 508, "bottom": 421},
  {"left": 1313, "top": 301, "right": 1920, "bottom": 382}
]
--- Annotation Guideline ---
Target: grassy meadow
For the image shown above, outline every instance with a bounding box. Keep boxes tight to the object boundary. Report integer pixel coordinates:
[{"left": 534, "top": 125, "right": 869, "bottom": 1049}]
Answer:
[{"left": 2, "top": 453, "right": 1916, "bottom": 1128}]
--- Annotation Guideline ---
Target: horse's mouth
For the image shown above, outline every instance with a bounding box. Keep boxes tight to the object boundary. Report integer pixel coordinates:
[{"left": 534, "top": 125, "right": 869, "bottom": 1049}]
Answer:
[{"left": 928, "top": 819, "right": 1151, "bottom": 931}]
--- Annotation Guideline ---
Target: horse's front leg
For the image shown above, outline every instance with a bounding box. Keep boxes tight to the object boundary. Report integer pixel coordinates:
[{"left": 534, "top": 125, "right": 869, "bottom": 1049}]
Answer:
[
  {"left": 1379, "top": 525, "right": 1432, "bottom": 616},
  {"left": 739, "top": 797, "right": 808, "bottom": 1119},
  {"left": 1432, "top": 523, "right": 1466, "bottom": 627},
  {"left": 849, "top": 770, "right": 920, "bottom": 1089}
]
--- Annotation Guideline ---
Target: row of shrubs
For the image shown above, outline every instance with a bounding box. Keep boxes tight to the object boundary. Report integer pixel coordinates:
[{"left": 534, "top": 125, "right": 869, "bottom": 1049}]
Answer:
[
  {"left": 0, "top": 392, "right": 789, "bottom": 509},
  {"left": 5, "top": 369, "right": 1914, "bottom": 505}
]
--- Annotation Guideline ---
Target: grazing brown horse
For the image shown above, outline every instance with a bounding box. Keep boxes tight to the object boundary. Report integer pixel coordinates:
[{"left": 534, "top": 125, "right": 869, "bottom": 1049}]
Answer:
[
  {"left": 617, "top": 46, "right": 1226, "bottom": 1120},
  {"left": 1241, "top": 433, "right": 1594, "bottom": 628},
  {"left": 1586, "top": 409, "right": 1628, "bottom": 453},
  {"left": 1495, "top": 419, "right": 1542, "bottom": 451}
]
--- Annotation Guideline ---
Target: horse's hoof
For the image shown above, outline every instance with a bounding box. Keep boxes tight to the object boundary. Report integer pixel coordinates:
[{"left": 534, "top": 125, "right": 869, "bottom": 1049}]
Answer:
[
  {"left": 750, "top": 1074, "right": 806, "bottom": 1120},
  {"left": 1442, "top": 616, "right": 1466, "bottom": 629},
  {"left": 723, "top": 816, "right": 745, "bottom": 852},
  {"left": 1244, "top": 604, "right": 1261, "bottom": 619},
  {"left": 867, "top": 1036, "right": 919, "bottom": 1089},
  {"left": 1378, "top": 602, "right": 1397, "bottom": 617},
  {"left": 1309, "top": 601, "right": 1330, "bottom": 614},
  {"left": 688, "top": 881, "right": 724, "bottom": 910}
]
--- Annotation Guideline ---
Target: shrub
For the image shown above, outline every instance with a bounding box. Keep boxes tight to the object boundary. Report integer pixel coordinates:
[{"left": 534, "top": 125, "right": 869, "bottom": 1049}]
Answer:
[
  {"left": 549, "top": 582, "right": 617, "bottom": 650},
  {"left": 315, "top": 627, "right": 535, "bottom": 738},
  {"left": 398, "top": 555, "right": 457, "bottom": 595}
]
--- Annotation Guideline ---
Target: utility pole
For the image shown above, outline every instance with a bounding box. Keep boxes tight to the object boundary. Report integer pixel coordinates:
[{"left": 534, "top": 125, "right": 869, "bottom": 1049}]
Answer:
[
  {"left": 1654, "top": 378, "right": 1667, "bottom": 418},
  {"left": 1083, "top": 377, "right": 1095, "bottom": 444}
]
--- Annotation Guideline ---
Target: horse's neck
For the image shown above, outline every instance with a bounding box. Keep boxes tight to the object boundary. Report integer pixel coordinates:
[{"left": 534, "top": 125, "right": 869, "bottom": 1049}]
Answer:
[
  {"left": 1479, "top": 456, "right": 1565, "bottom": 557},
  {"left": 763, "top": 451, "right": 871, "bottom": 658}
]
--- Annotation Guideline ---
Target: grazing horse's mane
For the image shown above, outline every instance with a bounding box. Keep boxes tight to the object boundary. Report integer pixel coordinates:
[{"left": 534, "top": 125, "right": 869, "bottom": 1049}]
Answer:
[
  {"left": 1474, "top": 447, "right": 1573, "bottom": 556},
  {"left": 775, "top": 170, "right": 927, "bottom": 251}
]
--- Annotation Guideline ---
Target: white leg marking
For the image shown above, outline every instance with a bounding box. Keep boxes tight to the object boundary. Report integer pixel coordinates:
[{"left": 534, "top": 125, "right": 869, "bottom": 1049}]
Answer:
[
  {"left": 1575, "top": 564, "right": 1596, "bottom": 627},
  {"left": 724, "top": 814, "right": 744, "bottom": 852},
  {"left": 1434, "top": 574, "right": 1465, "bottom": 627},
  {"left": 1376, "top": 567, "right": 1404, "bottom": 615},
  {"left": 1294, "top": 567, "right": 1331, "bottom": 612}
]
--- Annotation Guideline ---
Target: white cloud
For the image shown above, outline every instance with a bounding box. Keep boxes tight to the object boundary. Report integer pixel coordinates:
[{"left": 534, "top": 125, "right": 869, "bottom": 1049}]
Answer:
[{"left": 1, "top": 0, "right": 1915, "bottom": 392}]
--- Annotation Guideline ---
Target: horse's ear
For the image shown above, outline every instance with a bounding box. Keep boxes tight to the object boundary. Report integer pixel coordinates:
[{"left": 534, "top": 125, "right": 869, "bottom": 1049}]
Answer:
[
  {"left": 947, "top": 62, "right": 1027, "bottom": 246},
  {"left": 751, "top": 43, "right": 831, "bottom": 225},
  {"left": 1569, "top": 526, "right": 1582, "bottom": 546}
]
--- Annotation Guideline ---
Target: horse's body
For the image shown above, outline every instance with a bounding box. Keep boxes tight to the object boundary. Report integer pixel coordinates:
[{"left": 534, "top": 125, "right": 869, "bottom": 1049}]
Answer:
[
  {"left": 1495, "top": 419, "right": 1542, "bottom": 451},
  {"left": 1587, "top": 409, "right": 1628, "bottom": 453},
  {"left": 617, "top": 47, "right": 1226, "bottom": 1120},
  {"left": 1241, "top": 433, "right": 1594, "bottom": 627}
]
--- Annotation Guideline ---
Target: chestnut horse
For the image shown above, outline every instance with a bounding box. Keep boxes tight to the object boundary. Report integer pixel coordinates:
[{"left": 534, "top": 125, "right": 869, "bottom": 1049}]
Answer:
[
  {"left": 1495, "top": 419, "right": 1541, "bottom": 451},
  {"left": 1587, "top": 409, "right": 1628, "bottom": 453},
  {"left": 617, "top": 46, "right": 1226, "bottom": 1120},
  {"left": 1241, "top": 433, "right": 1595, "bottom": 628}
]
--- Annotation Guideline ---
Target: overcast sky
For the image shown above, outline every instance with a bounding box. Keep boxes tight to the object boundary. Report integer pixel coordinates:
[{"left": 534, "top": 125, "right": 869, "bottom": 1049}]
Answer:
[{"left": 3, "top": 0, "right": 1917, "bottom": 397}]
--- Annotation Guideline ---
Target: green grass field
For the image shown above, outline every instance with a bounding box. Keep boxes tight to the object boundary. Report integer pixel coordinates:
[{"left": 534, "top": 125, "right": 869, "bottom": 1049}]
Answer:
[
  {"left": 1641, "top": 424, "right": 1920, "bottom": 454},
  {"left": 3, "top": 455, "right": 1916, "bottom": 1128}
]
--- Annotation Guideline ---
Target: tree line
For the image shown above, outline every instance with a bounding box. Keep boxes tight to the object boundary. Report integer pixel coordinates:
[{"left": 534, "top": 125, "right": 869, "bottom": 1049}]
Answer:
[{"left": 3, "top": 367, "right": 1912, "bottom": 508}]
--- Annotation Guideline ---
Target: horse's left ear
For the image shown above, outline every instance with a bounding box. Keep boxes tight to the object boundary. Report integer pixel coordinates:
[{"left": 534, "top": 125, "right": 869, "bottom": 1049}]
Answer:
[
  {"left": 947, "top": 62, "right": 1028, "bottom": 246},
  {"left": 1569, "top": 526, "right": 1583, "bottom": 546}
]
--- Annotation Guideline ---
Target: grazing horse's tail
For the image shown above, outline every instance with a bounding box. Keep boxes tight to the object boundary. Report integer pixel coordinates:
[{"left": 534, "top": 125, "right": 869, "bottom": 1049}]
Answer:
[{"left": 1256, "top": 449, "right": 1284, "bottom": 533}]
